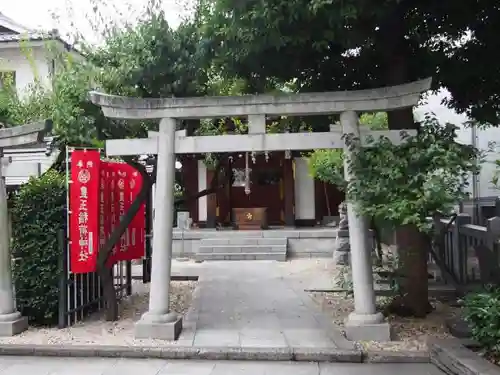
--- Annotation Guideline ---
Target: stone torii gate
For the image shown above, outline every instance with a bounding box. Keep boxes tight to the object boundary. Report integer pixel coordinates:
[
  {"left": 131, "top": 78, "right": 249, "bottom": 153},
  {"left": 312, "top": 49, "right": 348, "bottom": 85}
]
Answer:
[
  {"left": 0, "top": 121, "right": 51, "bottom": 336},
  {"left": 90, "top": 78, "right": 431, "bottom": 341}
]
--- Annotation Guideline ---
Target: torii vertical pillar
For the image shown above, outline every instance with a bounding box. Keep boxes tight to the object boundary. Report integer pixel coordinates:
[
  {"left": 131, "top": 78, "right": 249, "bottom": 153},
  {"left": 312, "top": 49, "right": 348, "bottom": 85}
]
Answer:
[
  {"left": 0, "top": 122, "right": 50, "bottom": 336},
  {"left": 340, "top": 111, "right": 391, "bottom": 341},
  {"left": 135, "top": 117, "right": 182, "bottom": 340}
]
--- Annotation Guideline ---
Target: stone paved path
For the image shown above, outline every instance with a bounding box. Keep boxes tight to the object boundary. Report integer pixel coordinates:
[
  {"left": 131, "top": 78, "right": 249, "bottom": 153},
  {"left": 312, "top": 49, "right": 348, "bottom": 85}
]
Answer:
[
  {"left": 0, "top": 357, "right": 445, "bottom": 375},
  {"left": 173, "top": 260, "right": 352, "bottom": 349}
]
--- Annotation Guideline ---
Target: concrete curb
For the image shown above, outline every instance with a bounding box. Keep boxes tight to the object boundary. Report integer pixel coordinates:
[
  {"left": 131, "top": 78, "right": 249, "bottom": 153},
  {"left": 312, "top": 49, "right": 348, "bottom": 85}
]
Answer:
[
  {"left": 429, "top": 338, "right": 500, "bottom": 375},
  {"left": 0, "top": 344, "right": 432, "bottom": 363},
  {"left": 0, "top": 345, "right": 363, "bottom": 362},
  {"left": 363, "top": 350, "right": 430, "bottom": 363}
]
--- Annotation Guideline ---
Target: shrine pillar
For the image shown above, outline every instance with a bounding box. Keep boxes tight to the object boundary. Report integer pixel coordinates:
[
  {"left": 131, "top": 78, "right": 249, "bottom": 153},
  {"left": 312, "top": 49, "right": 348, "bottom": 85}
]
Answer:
[
  {"left": 0, "top": 153, "right": 25, "bottom": 335},
  {"left": 339, "top": 111, "right": 391, "bottom": 341},
  {"left": 0, "top": 122, "right": 50, "bottom": 336},
  {"left": 135, "top": 117, "right": 182, "bottom": 340}
]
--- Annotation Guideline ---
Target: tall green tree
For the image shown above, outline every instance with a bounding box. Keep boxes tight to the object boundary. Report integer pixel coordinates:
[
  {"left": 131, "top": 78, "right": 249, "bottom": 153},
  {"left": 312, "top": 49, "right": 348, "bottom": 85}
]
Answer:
[
  {"left": 198, "top": 0, "right": 500, "bottom": 124},
  {"left": 196, "top": 0, "right": 498, "bottom": 315},
  {"left": 0, "top": 8, "right": 214, "bottom": 320}
]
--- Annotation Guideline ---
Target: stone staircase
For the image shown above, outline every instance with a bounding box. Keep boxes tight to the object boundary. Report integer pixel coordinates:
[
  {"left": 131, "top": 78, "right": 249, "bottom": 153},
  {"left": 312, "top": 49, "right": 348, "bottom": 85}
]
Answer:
[{"left": 196, "top": 237, "right": 287, "bottom": 261}]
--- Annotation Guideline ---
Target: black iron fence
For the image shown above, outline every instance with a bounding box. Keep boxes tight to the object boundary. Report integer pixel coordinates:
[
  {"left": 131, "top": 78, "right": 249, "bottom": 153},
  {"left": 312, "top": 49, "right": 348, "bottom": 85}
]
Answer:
[
  {"left": 434, "top": 213, "right": 500, "bottom": 286},
  {"left": 458, "top": 196, "right": 500, "bottom": 225},
  {"left": 57, "top": 227, "right": 133, "bottom": 328},
  {"left": 57, "top": 187, "right": 154, "bottom": 328}
]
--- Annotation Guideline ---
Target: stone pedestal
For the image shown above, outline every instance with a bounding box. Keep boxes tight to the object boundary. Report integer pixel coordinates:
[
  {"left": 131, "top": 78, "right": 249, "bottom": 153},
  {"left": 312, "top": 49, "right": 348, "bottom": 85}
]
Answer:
[
  {"left": 344, "top": 312, "right": 392, "bottom": 341},
  {"left": 177, "top": 211, "right": 191, "bottom": 229},
  {"left": 333, "top": 202, "right": 350, "bottom": 265},
  {"left": 135, "top": 312, "right": 183, "bottom": 340},
  {"left": 0, "top": 313, "right": 28, "bottom": 336},
  {"left": 333, "top": 229, "right": 350, "bottom": 265}
]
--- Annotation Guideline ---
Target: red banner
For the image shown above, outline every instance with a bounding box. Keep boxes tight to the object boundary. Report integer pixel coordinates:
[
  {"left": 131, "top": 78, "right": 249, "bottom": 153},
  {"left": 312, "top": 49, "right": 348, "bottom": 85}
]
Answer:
[
  {"left": 69, "top": 150, "right": 101, "bottom": 274},
  {"left": 99, "top": 162, "right": 111, "bottom": 264},
  {"left": 111, "top": 163, "right": 145, "bottom": 262},
  {"left": 128, "top": 166, "right": 146, "bottom": 260},
  {"left": 105, "top": 162, "right": 119, "bottom": 266}
]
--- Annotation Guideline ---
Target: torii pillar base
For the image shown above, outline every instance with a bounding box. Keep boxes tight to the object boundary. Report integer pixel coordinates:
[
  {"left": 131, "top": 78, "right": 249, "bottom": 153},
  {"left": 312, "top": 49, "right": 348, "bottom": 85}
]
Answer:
[
  {"left": 344, "top": 312, "right": 392, "bottom": 341},
  {"left": 0, "top": 312, "right": 28, "bottom": 337},
  {"left": 135, "top": 313, "right": 183, "bottom": 341}
]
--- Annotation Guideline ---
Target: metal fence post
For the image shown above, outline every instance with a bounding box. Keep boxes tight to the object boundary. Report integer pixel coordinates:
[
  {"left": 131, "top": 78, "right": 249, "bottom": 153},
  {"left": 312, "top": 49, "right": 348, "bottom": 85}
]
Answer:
[
  {"left": 486, "top": 216, "right": 500, "bottom": 263},
  {"left": 126, "top": 261, "right": 132, "bottom": 296},
  {"left": 143, "top": 186, "right": 152, "bottom": 284},
  {"left": 495, "top": 198, "right": 500, "bottom": 217},
  {"left": 453, "top": 213, "right": 471, "bottom": 284},
  {"left": 57, "top": 228, "right": 68, "bottom": 329}
]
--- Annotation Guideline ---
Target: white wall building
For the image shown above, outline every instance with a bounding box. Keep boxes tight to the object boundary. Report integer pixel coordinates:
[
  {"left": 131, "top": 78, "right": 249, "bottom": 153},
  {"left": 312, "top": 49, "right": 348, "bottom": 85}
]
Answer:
[
  {"left": 415, "top": 89, "right": 500, "bottom": 199},
  {"left": 0, "top": 13, "right": 66, "bottom": 186}
]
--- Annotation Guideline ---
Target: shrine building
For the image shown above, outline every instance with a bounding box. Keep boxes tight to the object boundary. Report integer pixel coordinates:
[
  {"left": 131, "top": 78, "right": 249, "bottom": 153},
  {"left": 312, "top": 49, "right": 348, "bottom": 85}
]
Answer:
[{"left": 178, "top": 151, "right": 344, "bottom": 230}]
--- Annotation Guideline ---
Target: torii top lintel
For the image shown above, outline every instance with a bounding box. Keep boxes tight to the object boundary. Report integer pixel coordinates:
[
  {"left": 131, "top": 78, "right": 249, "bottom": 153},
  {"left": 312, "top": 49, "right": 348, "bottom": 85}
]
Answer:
[
  {"left": 89, "top": 78, "right": 432, "bottom": 120},
  {"left": 0, "top": 120, "right": 52, "bottom": 149}
]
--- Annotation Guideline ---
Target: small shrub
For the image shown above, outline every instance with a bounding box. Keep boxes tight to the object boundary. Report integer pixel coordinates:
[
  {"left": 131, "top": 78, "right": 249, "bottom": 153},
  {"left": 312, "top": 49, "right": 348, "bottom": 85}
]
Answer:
[
  {"left": 463, "top": 286, "right": 500, "bottom": 354},
  {"left": 10, "top": 170, "right": 66, "bottom": 326}
]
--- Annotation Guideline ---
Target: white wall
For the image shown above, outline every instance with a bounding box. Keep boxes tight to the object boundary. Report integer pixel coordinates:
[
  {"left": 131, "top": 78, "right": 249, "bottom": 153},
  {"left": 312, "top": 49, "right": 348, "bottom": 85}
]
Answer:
[
  {"left": 3, "top": 147, "right": 58, "bottom": 186},
  {"left": 0, "top": 44, "right": 52, "bottom": 95},
  {"left": 294, "top": 157, "right": 316, "bottom": 219},
  {"left": 415, "top": 89, "right": 500, "bottom": 198},
  {"left": 197, "top": 160, "right": 207, "bottom": 221}
]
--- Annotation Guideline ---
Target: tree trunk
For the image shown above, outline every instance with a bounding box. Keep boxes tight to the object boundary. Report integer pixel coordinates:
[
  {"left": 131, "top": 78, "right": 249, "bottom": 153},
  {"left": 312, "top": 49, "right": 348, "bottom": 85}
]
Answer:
[
  {"left": 393, "top": 224, "right": 431, "bottom": 318},
  {"left": 387, "top": 107, "right": 431, "bottom": 317}
]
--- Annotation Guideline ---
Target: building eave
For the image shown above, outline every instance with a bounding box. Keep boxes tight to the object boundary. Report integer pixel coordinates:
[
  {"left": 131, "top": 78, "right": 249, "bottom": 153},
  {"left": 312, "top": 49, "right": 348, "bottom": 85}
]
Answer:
[{"left": 0, "top": 34, "right": 84, "bottom": 58}]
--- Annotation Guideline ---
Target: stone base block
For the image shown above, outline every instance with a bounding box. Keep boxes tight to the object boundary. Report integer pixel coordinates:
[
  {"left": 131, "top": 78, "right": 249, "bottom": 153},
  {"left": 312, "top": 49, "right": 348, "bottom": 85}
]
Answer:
[
  {"left": 333, "top": 251, "right": 350, "bottom": 265},
  {"left": 344, "top": 321, "right": 392, "bottom": 342},
  {"left": 134, "top": 316, "right": 183, "bottom": 340},
  {"left": 0, "top": 316, "right": 28, "bottom": 336}
]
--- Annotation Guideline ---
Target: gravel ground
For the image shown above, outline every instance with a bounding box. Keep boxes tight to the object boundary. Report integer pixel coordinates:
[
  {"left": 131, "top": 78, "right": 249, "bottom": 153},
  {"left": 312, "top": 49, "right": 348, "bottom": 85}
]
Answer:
[
  {"left": 310, "top": 291, "right": 457, "bottom": 352},
  {"left": 0, "top": 280, "right": 196, "bottom": 346}
]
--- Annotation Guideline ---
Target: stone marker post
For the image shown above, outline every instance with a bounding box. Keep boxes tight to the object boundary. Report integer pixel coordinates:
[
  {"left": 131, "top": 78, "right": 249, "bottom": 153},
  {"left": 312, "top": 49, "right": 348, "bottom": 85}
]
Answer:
[
  {"left": 0, "top": 121, "right": 50, "bottom": 336},
  {"left": 333, "top": 201, "right": 350, "bottom": 265}
]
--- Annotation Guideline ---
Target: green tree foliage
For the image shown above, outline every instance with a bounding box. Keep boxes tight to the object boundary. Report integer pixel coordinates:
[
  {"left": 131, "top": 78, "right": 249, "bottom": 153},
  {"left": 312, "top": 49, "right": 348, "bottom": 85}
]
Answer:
[
  {"left": 344, "top": 114, "right": 479, "bottom": 316},
  {"left": 347, "top": 116, "right": 478, "bottom": 229},
  {"left": 308, "top": 149, "right": 345, "bottom": 189},
  {"left": 0, "top": 8, "right": 213, "bottom": 321},
  {"left": 464, "top": 286, "right": 500, "bottom": 360},
  {"left": 308, "top": 111, "right": 388, "bottom": 188},
  {"left": 198, "top": 0, "right": 500, "bottom": 124},
  {"left": 10, "top": 171, "right": 66, "bottom": 325}
]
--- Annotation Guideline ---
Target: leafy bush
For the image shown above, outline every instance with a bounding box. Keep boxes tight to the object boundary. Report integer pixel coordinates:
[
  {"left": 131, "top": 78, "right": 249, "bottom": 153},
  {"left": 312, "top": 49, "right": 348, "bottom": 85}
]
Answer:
[
  {"left": 463, "top": 287, "right": 500, "bottom": 354},
  {"left": 10, "top": 170, "right": 66, "bottom": 326},
  {"left": 307, "top": 149, "right": 345, "bottom": 189}
]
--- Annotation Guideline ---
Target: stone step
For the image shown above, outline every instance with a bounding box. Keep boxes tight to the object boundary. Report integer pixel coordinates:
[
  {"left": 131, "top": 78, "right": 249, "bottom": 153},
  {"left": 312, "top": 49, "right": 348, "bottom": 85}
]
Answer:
[
  {"left": 198, "top": 245, "right": 287, "bottom": 254},
  {"left": 200, "top": 237, "right": 287, "bottom": 246},
  {"left": 195, "top": 252, "right": 287, "bottom": 261}
]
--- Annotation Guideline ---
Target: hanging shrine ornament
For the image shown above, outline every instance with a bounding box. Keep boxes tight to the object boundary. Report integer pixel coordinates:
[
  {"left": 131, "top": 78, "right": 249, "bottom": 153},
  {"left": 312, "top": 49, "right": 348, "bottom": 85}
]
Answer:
[{"left": 244, "top": 151, "right": 251, "bottom": 195}]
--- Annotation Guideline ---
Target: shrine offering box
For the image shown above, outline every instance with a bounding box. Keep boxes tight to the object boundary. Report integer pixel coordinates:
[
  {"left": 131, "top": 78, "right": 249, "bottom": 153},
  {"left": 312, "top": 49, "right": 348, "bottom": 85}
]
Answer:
[{"left": 232, "top": 207, "right": 268, "bottom": 230}]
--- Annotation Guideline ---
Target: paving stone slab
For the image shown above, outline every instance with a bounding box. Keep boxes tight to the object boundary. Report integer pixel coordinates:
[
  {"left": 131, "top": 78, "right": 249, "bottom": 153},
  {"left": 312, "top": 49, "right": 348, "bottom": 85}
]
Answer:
[
  {"left": 0, "top": 357, "right": 447, "bottom": 375},
  {"left": 429, "top": 338, "right": 500, "bottom": 375}
]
